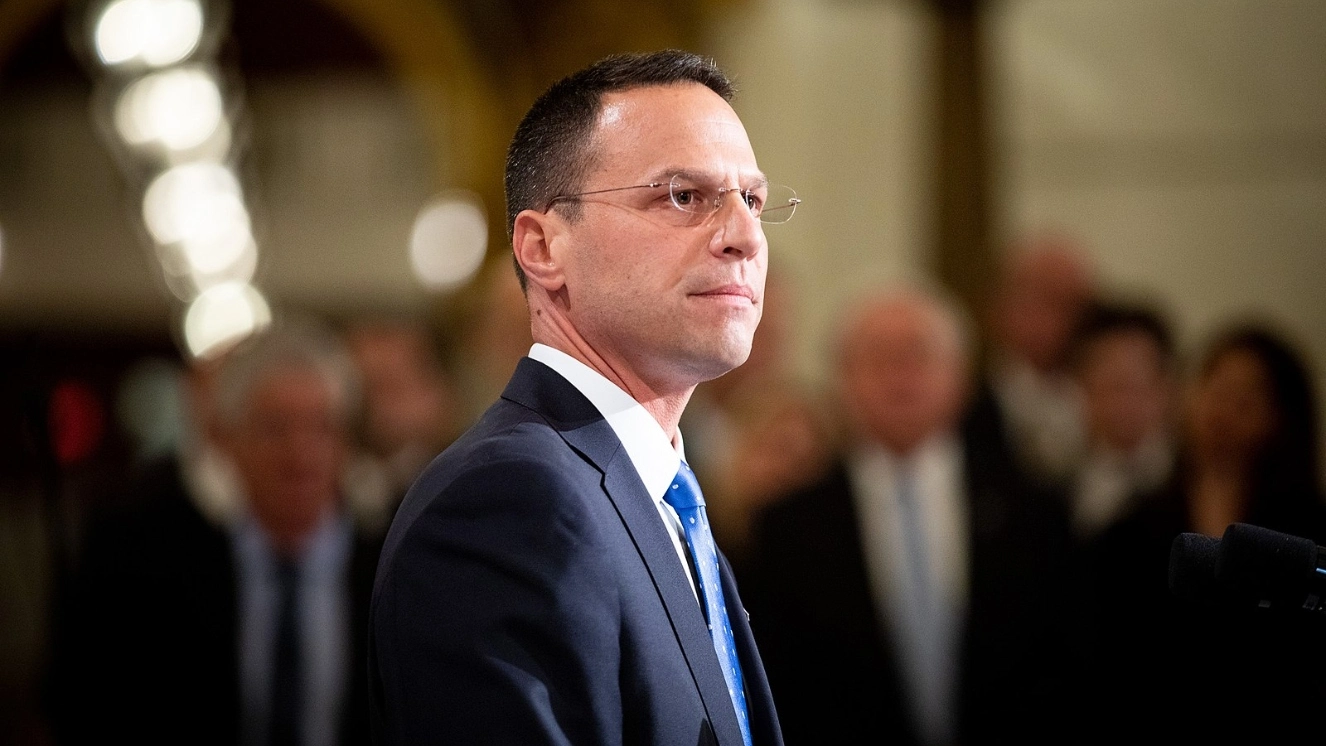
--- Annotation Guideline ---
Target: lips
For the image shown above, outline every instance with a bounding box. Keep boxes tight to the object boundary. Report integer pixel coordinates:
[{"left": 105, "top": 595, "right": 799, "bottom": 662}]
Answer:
[{"left": 692, "top": 283, "right": 757, "bottom": 303}]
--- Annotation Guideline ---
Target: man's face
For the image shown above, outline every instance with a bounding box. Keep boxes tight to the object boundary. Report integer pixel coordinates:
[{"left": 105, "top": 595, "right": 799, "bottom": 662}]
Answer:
[
  {"left": 347, "top": 326, "right": 453, "bottom": 455},
  {"left": 220, "top": 366, "right": 348, "bottom": 540},
  {"left": 841, "top": 299, "right": 968, "bottom": 455},
  {"left": 1080, "top": 330, "right": 1172, "bottom": 451},
  {"left": 550, "top": 83, "right": 768, "bottom": 389},
  {"left": 997, "top": 248, "right": 1094, "bottom": 373}
]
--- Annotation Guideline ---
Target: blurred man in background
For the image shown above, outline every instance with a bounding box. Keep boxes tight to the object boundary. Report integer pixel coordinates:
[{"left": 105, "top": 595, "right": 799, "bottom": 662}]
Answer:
[
  {"left": 1065, "top": 300, "right": 1178, "bottom": 542},
  {"left": 1077, "top": 322, "right": 1326, "bottom": 743},
  {"left": 342, "top": 317, "right": 459, "bottom": 538},
  {"left": 47, "top": 318, "right": 378, "bottom": 746},
  {"left": 965, "top": 234, "right": 1098, "bottom": 491},
  {"left": 743, "top": 284, "right": 1070, "bottom": 746}
]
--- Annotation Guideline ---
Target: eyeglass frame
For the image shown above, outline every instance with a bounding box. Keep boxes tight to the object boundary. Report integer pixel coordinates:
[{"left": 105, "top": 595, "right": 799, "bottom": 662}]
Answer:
[{"left": 542, "top": 173, "right": 801, "bottom": 225}]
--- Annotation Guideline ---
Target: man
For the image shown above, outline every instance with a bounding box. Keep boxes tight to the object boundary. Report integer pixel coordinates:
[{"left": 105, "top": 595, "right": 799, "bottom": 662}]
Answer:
[
  {"left": 342, "top": 317, "right": 460, "bottom": 538},
  {"left": 1065, "top": 301, "right": 1177, "bottom": 541},
  {"left": 369, "top": 50, "right": 792, "bottom": 745},
  {"left": 964, "top": 235, "right": 1098, "bottom": 491},
  {"left": 742, "top": 286, "right": 1070, "bottom": 746},
  {"left": 48, "top": 319, "right": 379, "bottom": 746}
]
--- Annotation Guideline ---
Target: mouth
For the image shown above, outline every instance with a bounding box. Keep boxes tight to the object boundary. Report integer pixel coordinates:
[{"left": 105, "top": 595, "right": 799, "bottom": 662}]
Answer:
[{"left": 691, "top": 284, "right": 758, "bottom": 305}]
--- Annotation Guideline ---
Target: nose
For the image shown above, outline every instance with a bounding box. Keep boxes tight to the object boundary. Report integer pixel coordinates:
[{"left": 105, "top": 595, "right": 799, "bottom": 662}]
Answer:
[{"left": 709, "top": 190, "right": 765, "bottom": 260}]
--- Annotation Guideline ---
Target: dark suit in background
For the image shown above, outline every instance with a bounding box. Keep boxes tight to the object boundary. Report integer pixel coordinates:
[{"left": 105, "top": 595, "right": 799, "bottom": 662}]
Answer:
[
  {"left": 47, "top": 455, "right": 379, "bottom": 746},
  {"left": 47, "top": 318, "right": 377, "bottom": 746},
  {"left": 1079, "top": 480, "right": 1326, "bottom": 744},
  {"left": 742, "top": 447, "right": 1070, "bottom": 746}
]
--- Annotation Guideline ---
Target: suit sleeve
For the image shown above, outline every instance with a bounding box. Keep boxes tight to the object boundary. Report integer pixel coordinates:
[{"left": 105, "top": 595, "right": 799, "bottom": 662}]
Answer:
[{"left": 369, "top": 453, "right": 625, "bottom": 746}]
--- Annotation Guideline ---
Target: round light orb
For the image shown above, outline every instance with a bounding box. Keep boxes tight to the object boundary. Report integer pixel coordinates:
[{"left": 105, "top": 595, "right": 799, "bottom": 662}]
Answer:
[
  {"left": 95, "top": 0, "right": 204, "bottom": 68},
  {"left": 183, "top": 281, "right": 272, "bottom": 360},
  {"left": 143, "top": 162, "right": 253, "bottom": 278},
  {"left": 113, "top": 66, "right": 224, "bottom": 152},
  {"left": 409, "top": 191, "right": 488, "bottom": 292}
]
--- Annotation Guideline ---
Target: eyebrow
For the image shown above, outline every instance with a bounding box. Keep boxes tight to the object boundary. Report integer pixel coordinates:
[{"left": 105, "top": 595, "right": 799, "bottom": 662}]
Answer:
[{"left": 657, "top": 168, "right": 770, "bottom": 190}]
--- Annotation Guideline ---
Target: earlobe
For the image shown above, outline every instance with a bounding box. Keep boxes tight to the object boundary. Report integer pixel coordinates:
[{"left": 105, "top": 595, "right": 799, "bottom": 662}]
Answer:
[{"left": 512, "top": 209, "right": 566, "bottom": 292}]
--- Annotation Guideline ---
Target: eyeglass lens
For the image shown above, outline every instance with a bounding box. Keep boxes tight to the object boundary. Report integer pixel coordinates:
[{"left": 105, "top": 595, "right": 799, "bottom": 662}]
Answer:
[{"left": 667, "top": 176, "right": 799, "bottom": 225}]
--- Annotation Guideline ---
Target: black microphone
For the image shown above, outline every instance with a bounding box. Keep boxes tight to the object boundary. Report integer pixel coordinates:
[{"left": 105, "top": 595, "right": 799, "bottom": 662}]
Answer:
[{"left": 1169, "top": 522, "right": 1326, "bottom": 614}]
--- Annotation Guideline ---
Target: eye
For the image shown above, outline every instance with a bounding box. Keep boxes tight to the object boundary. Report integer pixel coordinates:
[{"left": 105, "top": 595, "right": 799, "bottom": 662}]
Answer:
[
  {"left": 673, "top": 188, "right": 698, "bottom": 207},
  {"left": 740, "top": 189, "right": 764, "bottom": 213}
]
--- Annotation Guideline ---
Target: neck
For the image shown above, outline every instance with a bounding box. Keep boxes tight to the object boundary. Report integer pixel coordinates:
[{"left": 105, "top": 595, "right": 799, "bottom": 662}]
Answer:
[
  {"left": 263, "top": 519, "right": 316, "bottom": 559},
  {"left": 530, "top": 309, "right": 695, "bottom": 440},
  {"left": 255, "top": 506, "right": 330, "bottom": 559}
]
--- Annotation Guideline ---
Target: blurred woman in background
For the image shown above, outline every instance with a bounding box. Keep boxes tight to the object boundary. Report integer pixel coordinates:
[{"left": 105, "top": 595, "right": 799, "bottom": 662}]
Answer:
[{"left": 1180, "top": 325, "right": 1324, "bottom": 536}]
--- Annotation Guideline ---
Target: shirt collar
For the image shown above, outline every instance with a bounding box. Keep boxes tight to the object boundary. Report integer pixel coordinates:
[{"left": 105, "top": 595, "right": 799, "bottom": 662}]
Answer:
[
  {"left": 848, "top": 433, "right": 961, "bottom": 493},
  {"left": 528, "top": 343, "right": 683, "bottom": 501}
]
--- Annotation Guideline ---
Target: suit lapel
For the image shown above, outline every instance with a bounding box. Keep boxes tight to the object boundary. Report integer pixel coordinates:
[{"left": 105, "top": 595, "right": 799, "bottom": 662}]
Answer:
[{"left": 502, "top": 358, "right": 747, "bottom": 745}]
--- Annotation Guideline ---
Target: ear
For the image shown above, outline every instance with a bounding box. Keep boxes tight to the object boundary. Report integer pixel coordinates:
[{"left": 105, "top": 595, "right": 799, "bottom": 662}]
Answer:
[{"left": 512, "top": 208, "right": 566, "bottom": 293}]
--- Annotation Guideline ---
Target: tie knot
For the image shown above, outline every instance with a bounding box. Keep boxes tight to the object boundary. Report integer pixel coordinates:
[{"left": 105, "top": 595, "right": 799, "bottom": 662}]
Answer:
[{"left": 664, "top": 462, "right": 706, "bottom": 512}]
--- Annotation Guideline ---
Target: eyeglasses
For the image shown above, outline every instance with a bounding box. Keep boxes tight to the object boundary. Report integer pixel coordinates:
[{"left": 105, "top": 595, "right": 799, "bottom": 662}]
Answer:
[{"left": 544, "top": 174, "right": 801, "bottom": 225}]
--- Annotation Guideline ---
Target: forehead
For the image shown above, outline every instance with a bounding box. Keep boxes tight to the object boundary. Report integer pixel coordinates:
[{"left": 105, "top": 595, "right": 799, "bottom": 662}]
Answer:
[
  {"left": 858, "top": 300, "right": 954, "bottom": 349},
  {"left": 1081, "top": 333, "right": 1164, "bottom": 377},
  {"left": 245, "top": 366, "right": 337, "bottom": 411},
  {"left": 588, "top": 83, "right": 758, "bottom": 180}
]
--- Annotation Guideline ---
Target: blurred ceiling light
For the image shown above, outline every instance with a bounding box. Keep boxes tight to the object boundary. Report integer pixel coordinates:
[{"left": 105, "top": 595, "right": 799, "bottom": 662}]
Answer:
[
  {"left": 143, "top": 161, "right": 254, "bottom": 277},
  {"left": 114, "top": 67, "right": 225, "bottom": 152},
  {"left": 183, "top": 281, "right": 271, "bottom": 360},
  {"left": 95, "top": 0, "right": 204, "bottom": 68},
  {"left": 156, "top": 233, "right": 257, "bottom": 302},
  {"left": 187, "top": 236, "right": 256, "bottom": 288},
  {"left": 409, "top": 191, "right": 488, "bottom": 291}
]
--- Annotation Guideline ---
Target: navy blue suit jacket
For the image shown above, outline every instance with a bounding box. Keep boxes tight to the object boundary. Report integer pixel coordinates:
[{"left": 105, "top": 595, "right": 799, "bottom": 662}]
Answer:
[{"left": 369, "top": 357, "right": 782, "bottom": 746}]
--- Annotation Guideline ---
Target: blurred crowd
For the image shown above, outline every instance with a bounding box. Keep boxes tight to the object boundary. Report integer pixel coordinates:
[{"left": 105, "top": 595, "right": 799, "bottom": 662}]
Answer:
[{"left": 2, "top": 234, "right": 1324, "bottom": 746}]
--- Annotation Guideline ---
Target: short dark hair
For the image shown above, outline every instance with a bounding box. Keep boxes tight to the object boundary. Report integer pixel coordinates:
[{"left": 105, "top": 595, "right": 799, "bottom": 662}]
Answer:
[
  {"left": 1069, "top": 300, "right": 1176, "bottom": 372},
  {"left": 503, "top": 49, "right": 736, "bottom": 290}
]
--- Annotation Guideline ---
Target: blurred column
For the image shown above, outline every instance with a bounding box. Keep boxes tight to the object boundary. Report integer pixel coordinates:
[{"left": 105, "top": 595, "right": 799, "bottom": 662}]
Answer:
[{"left": 930, "top": 0, "right": 996, "bottom": 360}]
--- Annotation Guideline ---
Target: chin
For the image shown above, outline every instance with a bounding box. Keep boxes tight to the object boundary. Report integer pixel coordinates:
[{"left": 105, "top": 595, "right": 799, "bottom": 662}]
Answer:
[{"left": 692, "top": 342, "right": 754, "bottom": 383}]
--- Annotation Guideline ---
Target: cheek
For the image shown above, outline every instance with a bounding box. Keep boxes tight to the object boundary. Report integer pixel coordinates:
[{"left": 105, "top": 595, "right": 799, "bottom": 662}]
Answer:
[{"left": 568, "top": 235, "right": 652, "bottom": 304}]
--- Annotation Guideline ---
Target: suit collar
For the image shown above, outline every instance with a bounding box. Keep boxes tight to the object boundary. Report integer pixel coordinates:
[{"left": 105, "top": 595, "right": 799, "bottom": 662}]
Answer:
[{"left": 526, "top": 344, "right": 683, "bottom": 499}]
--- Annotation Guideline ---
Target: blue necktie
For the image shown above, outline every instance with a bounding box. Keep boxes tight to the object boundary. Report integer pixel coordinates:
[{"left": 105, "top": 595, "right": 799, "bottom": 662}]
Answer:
[
  {"left": 896, "top": 468, "right": 955, "bottom": 746},
  {"left": 666, "top": 462, "right": 752, "bottom": 746}
]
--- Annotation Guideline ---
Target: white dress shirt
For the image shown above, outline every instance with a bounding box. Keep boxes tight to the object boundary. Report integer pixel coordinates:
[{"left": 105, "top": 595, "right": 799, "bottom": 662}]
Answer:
[
  {"left": 528, "top": 344, "right": 699, "bottom": 600},
  {"left": 992, "top": 356, "right": 1087, "bottom": 485},
  {"left": 1072, "top": 432, "right": 1174, "bottom": 538}
]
